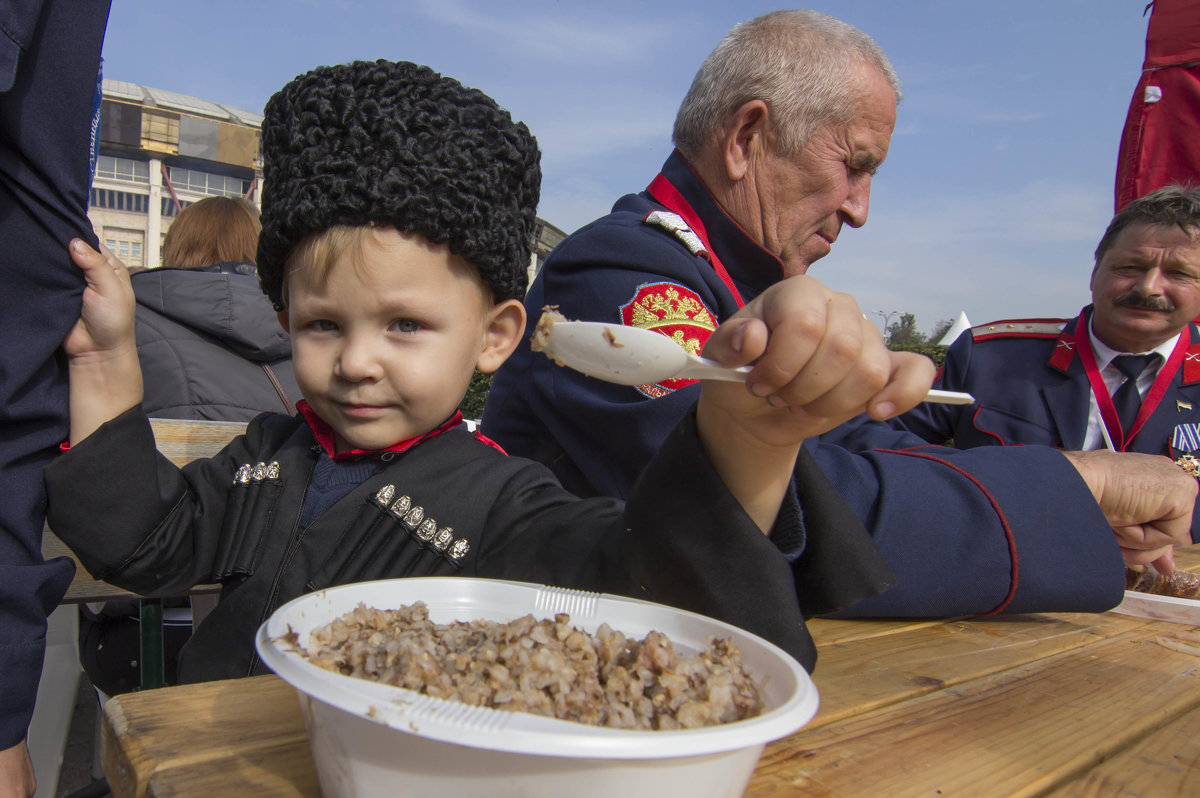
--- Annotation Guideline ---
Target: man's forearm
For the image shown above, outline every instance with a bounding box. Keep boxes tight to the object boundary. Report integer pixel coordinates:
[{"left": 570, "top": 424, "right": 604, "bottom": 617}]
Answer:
[{"left": 695, "top": 398, "right": 799, "bottom": 533}]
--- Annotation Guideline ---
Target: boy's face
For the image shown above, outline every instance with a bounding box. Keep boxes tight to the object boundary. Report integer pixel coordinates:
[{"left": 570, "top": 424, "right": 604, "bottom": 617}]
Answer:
[{"left": 279, "top": 227, "right": 520, "bottom": 453}]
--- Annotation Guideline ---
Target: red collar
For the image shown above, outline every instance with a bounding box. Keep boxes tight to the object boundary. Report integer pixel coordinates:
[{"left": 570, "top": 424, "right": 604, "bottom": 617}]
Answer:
[
  {"left": 647, "top": 170, "right": 747, "bottom": 309},
  {"left": 1072, "top": 309, "right": 1188, "bottom": 450},
  {"left": 297, "top": 400, "right": 464, "bottom": 461}
]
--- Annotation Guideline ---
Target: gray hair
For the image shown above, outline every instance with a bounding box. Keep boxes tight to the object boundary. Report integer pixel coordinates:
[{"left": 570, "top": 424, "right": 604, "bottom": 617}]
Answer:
[
  {"left": 1095, "top": 184, "right": 1200, "bottom": 264},
  {"left": 672, "top": 9, "right": 900, "bottom": 160}
]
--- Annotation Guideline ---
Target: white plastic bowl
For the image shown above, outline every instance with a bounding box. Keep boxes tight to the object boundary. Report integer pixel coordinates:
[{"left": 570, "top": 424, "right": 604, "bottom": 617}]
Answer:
[{"left": 255, "top": 577, "right": 819, "bottom": 798}]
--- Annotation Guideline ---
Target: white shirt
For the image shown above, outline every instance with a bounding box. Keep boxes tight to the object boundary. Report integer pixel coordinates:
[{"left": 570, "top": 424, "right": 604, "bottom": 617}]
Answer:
[{"left": 1082, "top": 321, "right": 1179, "bottom": 450}]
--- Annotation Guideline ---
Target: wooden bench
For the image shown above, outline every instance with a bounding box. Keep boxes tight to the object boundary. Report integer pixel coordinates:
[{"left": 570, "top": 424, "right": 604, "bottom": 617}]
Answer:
[
  {"left": 45, "top": 417, "right": 248, "bottom": 688},
  {"left": 146, "top": 417, "right": 249, "bottom": 468}
]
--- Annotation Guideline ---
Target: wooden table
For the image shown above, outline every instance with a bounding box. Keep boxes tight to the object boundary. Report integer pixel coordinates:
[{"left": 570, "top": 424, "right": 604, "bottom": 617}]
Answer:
[{"left": 101, "top": 547, "right": 1200, "bottom": 798}]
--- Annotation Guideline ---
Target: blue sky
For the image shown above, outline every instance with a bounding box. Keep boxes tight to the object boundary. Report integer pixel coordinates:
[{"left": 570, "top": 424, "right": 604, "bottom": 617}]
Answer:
[{"left": 100, "top": 0, "right": 1155, "bottom": 336}]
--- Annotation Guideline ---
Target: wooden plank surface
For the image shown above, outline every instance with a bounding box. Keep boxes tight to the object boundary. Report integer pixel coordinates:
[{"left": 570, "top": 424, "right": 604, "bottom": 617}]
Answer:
[
  {"left": 804, "top": 611, "right": 1148, "bottom": 728},
  {"left": 102, "top": 676, "right": 315, "bottom": 798},
  {"left": 1045, "top": 691, "right": 1200, "bottom": 797},
  {"left": 44, "top": 525, "right": 140, "bottom": 603},
  {"left": 1174, "top": 544, "right": 1200, "bottom": 572},
  {"left": 146, "top": 740, "right": 316, "bottom": 798},
  {"left": 744, "top": 620, "right": 1200, "bottom": 798},
  {"left": 100, "top": 546, "right": 1200, "bottom": 798},
  {"left": 148, "top": 418, "right": 247, "bottom": 467}
]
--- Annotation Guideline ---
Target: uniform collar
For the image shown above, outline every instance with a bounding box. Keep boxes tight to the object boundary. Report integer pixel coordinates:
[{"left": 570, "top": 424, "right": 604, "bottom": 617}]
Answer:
[
  {"left": 1086, "top": 316, "right": 1179, "bottom": 372},
  {"left": 297, "top": 400, "right": 463, "bottom": 461},
  {"left": 654, "top": 150, "right": 788, "bottom": 300}
]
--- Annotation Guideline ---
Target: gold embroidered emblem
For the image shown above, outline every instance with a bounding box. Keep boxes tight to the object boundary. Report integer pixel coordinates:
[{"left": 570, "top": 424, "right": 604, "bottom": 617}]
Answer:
[{"left": 620, "top": 282, "right": 718, "bottom": 398}]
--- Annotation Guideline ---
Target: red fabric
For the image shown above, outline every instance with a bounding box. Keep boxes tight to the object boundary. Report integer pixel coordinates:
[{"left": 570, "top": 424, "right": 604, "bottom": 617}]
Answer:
[
  {"left": 297, "top": 400, "right": 463, "bottom": 461},
  {"left": 1115, "top": 0, "right": 1200, "bottom": 210},
  {"left": 646, "top": 172, "right": 748, "bottom": 307},
  {"left": 1144, "top": 0, "right": 1200, "bottom": 68}
]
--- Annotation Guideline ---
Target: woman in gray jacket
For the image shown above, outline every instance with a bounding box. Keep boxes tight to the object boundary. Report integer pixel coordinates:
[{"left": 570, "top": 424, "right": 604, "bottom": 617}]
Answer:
[{"left": 131, "top": 196, "right": 298, "bottom": 421}]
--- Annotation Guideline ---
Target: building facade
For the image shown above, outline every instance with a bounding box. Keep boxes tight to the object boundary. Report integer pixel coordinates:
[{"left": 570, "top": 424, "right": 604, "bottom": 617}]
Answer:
[
  {"left": 87, "top": 80, "right": 566, "bottom": 282},
  {"left": 88, "top": 80, "right": 262, "bottom": 271}
]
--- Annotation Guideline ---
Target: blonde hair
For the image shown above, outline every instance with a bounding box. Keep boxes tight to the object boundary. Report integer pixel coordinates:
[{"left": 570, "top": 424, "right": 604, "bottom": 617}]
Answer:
[
  {"left": 278, "top": 224, "right": 491, "bottom": 311},
  {"left": 162, "top": 196, "right": 262, "bottom": 269},
  {"left": 281, "top": 225, "right": 373, "bottom": 305}
]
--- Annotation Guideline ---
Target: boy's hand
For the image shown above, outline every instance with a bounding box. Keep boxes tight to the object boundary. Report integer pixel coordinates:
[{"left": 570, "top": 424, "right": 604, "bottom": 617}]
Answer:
[
  {"left": 62, "top": 239, "right": 137, "bottom": 360},
  {"left": 694, "top": 275, "right": 934, "bottom": 532},
  {"left": 62, "top": 238, "right": 143, "bottom": 445}
]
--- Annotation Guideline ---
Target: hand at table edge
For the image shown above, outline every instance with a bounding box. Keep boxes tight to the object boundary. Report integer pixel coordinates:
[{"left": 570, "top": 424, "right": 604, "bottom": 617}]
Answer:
[{"left": 1062, "top": 449, "right": 1197, "bottom": 568}]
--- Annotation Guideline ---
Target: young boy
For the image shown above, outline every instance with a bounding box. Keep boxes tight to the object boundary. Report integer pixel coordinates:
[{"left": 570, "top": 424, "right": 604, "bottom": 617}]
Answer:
[{"left": 47, "top": 60, "right": 929, "bottom": 684}]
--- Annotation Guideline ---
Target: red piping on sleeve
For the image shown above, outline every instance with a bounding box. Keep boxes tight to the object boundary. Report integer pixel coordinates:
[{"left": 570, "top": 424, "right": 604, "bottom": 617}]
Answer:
[{"left": 874, "top": 448, "right": 1019, "bottom": 614}]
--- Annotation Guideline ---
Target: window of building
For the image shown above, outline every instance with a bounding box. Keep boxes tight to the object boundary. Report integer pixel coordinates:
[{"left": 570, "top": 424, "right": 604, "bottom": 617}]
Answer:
[
  {"left": 95, "top": 155, "right": 149, "bottom": 184},
  {"left": 161, "top": 197, "right": 193, "bottom": 217},
  {"left": 90, "top": 188, "right": 149, "bottom": 214},
  {"left": 102, "top": 229, "right": 145, "bottom": 270},
  {"left": 166, "top": 166, "right": 250, "bottom": 198},
  {"left": 142, "top": 109, "right": 179, "bottom": 153},
  {"left": 99, "top": 100, "right": 142, "bottom": 147}
]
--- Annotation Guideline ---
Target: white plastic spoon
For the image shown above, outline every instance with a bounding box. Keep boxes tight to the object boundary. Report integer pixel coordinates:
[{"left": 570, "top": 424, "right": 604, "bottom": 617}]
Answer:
[
  {"left": 535, "top": 319, "right": 750, "bottom": 385},
  {"left": 533, "top": 318, "right": 975, "bottom": 405}
]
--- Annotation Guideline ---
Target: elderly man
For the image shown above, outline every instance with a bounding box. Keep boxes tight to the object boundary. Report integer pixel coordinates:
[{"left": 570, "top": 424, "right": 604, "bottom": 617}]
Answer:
[
  {"left": 900, "top": 186, "right": 1200, "bottom": 541},
  {"left": 482, "top": 9, "right": 1195, "bottom": 624}
]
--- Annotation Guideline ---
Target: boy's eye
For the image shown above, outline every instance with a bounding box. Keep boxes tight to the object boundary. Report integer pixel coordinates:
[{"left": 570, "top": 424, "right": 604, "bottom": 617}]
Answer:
[
  {"left": 391, "top": 319, "right": 421, "bottom": 334},
  {"left": 308, "top": 319, "right": 339, "bottom": 332}
]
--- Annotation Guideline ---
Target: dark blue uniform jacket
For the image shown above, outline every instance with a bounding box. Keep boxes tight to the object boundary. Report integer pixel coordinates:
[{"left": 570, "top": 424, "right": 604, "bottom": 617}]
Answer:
[
  {"left": 484, "top": 150, "right": 1128, "bottom": 622},
  {"left": 899, "top": 308, "right": 1200, "bottom": 542}
]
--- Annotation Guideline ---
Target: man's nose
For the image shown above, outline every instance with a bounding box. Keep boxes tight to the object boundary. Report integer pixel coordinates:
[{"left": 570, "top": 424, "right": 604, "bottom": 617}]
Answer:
[
  {"left": 840, "top": 174, "right": 871, "bottom": 229},
  {"left": 1134, "top": 267, "right": 1166, "bottom": 295}
]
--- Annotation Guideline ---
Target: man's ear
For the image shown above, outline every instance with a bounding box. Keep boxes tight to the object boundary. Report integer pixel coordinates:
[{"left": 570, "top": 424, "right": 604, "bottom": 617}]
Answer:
[
  {"left": 276, "top": 309, "right": 291, "bottom": 334},
  {"left": 722, "top": 99, "right": 770, "bottom": 182},
  {"left": 476, "top": 299, "right": 526, "bottom": 374}
]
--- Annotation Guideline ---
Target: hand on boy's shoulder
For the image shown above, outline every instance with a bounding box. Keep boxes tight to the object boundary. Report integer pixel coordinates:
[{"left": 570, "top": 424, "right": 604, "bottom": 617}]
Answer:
[{"left": 698, "top": 274, "right": 935, "bottom": 449}]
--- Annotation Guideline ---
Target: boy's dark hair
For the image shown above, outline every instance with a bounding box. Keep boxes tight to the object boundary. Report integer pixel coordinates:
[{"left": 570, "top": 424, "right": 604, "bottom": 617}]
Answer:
[{"left": 256, "top": 59, "right": 542, "bottom": 308}]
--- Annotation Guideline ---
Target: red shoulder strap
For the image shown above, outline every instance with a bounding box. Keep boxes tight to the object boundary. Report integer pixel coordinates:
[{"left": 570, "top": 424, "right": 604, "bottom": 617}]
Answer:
[
  {"left": 1048, "top": 327, "right": 1076, "bottom": 373},
  {"left": 1184, "top": 340, "right": 1200, "bottom": 384}
]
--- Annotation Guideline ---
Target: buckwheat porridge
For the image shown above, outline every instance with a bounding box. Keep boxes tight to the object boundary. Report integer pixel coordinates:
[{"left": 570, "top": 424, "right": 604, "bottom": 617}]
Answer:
[{"left": 300, "top": 601, "right": 763, "bottom": 730}]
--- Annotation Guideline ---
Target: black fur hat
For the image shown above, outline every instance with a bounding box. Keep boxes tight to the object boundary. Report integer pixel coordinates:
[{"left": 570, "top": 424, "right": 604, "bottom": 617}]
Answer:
[{"left": 256, "top": 60, "right": 541, "bottom": 307}]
